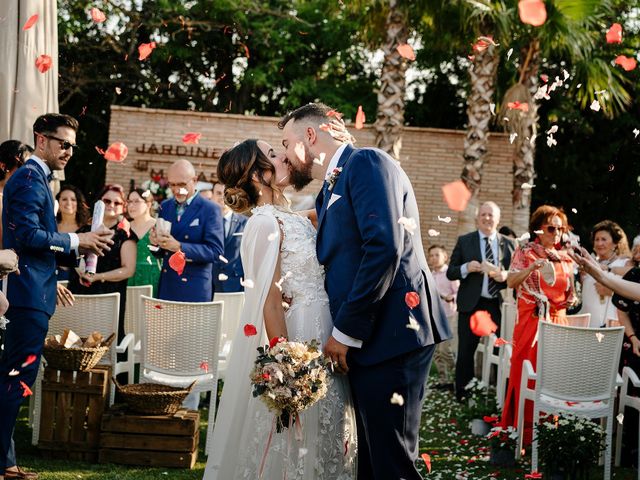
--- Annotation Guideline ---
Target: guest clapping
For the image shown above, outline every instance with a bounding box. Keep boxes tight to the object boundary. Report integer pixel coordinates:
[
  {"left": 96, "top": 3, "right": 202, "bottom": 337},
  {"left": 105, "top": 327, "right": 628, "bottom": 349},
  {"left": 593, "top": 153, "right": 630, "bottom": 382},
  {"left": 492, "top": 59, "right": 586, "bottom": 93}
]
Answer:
[
  {"left": 500, "top": 205, "right": 577, "bottom": 445},
  {"left": 56, "top": 185, "right": 91, "bottom": 280},
  {"left": 127, "top": 188, "right": 161, "bottom": 296},
  {"left": 68, "top": 184, "right": 137, "bottom": 340}
]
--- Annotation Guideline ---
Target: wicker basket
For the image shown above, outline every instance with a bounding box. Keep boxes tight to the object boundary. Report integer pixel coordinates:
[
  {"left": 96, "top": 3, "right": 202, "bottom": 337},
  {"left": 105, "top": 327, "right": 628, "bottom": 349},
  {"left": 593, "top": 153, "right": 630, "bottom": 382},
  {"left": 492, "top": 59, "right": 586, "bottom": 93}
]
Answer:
[
  {"left": 114, "top": 379, "right": 197, "bottom": 415},
  {"left": 42, "top": 333, "right": 115, "bottom": 371}
]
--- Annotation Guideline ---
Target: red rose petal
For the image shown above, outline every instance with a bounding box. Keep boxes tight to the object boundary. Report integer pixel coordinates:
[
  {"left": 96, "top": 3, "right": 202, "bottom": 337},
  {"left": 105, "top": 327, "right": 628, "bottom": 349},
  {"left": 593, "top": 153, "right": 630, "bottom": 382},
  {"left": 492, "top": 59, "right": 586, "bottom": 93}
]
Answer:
[
  {"left": 470, "top": 310, "right": 497, "bottom": 337},
  {"left": 606, "top": 23, "right": 623, "bottom": 44},
  {"left": 518, "top": 0, "right": 547, "bottom": 27},
  {"left": 21, "top": 354, "right": 37, "bottom": 368},
  {"left": 396, "top": 43, "right": 416, "bottom": 61},
  {"left": 507, "top": 101, "right": 530, "bottom": 112},
  {"left": 154, "top": 304, "right": 163, "bottom": 309},
  {"left": 405, "top": 291, "right": 420, "bottom": 309},
  {"left": 90, "top": 7, "right": 106, "bottom": 23},
  {"left": 104, "top": 142, "right": 128, "bottom": 162},
  {"left": 615, "top": 55, "right": 637, "bottom": 72},
  {"left": 525, "top": 472, "right": 543, "bottom": 479},
  {"left": 20, "top": 381, "right": 33, "bottom": 397},
  {"left": 138, "top": 42, "right": 157, "bottom": 61},
  {"left": 35, "top": 55, "right": 52, "bottom": 74},
  {"left": 442, "top": 180, "right": 471, "bottom": 212},
  {"left": 182, "top": 132, "right": 202, "bottom": 144},
  {"left": 244, "top": 324, "right": 257, "bottom": 337},
  {"left": 117, "top": 217, "right": 131, "bottom": 237},
  {"left": 355, "top": 105, "right": 366, "bottom": 130},
  {"left": 494, "top": 337, "right": 509, "bottom": 346},
  {"left": 199, "top": 361, "right": 209, "bottom": 373},
  {"left": 168, "top": 250, "right": 186, "bottom": 276},
  {"left": 421, "top": 453, "right": 431, "bottom": 473},
  {"left": 22, "top": 14, "right": 39, "bottom": 31}
]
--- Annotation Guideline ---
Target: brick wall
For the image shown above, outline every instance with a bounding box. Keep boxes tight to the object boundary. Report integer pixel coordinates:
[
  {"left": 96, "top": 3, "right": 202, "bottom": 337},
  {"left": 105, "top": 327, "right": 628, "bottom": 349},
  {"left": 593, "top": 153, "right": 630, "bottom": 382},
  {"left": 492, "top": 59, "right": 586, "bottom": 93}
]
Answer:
[{"left": 107, "top": 105, "right": 518, "bottom": 253}]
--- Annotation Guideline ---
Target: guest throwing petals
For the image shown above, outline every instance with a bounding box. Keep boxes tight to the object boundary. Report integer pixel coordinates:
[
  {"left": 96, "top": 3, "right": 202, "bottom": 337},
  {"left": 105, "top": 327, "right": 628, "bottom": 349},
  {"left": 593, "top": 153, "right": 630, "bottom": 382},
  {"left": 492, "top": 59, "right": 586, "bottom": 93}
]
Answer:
[{"left": 500, "top": 205, "right": 577, "bottom": 445}]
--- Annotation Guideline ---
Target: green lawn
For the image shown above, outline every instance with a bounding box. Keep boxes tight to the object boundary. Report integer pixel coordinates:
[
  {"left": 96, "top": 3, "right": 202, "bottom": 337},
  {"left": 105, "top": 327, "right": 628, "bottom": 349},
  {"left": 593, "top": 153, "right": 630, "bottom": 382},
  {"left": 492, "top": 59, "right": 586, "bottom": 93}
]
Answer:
[{"left": 13, "top": 384, "right": 638, "bottom": 479}]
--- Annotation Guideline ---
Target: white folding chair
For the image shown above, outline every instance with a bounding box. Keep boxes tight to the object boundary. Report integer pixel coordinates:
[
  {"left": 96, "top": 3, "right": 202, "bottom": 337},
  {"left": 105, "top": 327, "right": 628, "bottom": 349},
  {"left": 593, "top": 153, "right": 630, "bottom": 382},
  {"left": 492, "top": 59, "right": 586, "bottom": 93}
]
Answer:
[
  {"left": 213, "top": 292, "right": 245, "bottom": 379},
  {"left": 31, "top": 293, "right": 135, "bottom": 444},
  {"left": 615, "top": 366, "right": 640, "bottom": 477},
  {"left": 481, "top": 301, "right": 517, "bottom": 389},
  {"left": 139, "top": 295, "right": 223, "bottom": 455},
  {"left": 516, "top": 321, "right": 624, "bottom": 480},
  {"left": 123, "top": 284, "right": 153, "bottom": 362},
  {"left": 496, "top": 301, "right": 517, "bottom": 407},
  {"left": 566, "top": 313, "right": 591, "bottom": 328}
]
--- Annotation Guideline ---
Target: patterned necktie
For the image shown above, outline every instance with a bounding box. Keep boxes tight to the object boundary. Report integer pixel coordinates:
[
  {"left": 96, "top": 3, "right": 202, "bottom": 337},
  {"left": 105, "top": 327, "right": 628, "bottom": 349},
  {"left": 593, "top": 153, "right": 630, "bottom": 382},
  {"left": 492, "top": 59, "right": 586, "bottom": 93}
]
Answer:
[{"left": 485, "top": 237, "right": 500, "bottom": 298}]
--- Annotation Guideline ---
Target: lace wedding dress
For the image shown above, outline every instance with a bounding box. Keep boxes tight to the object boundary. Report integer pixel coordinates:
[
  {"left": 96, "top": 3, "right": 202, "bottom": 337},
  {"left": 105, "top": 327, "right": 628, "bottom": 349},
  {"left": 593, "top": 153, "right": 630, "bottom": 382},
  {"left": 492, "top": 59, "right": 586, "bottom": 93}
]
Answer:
[{"left": 203, "top": 204, "right": 357, "bottom": 480}]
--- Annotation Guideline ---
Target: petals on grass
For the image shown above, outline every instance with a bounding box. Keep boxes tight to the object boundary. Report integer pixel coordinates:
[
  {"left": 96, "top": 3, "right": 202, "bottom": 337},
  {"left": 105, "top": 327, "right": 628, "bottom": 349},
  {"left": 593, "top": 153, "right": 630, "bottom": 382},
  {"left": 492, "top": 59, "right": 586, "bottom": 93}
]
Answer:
[
  {"left": 104, "top": 142, "right": 128, "bottom": 162},
  {"left": 470, "top": 310, "right": 497, "bottom": 337},
  {"left": 35, "top": 55, "right": 52, "bottom": 73},
  {"left": 168, "top": 250, "right": 186, "bottom": 275},
  {"left": 518, "top": 0, "right": 547, "bottom": 27},
  {"left": 442, "top": 180, "right": 471, "bottom": 212},
  {"left": 22, "top": 14, "right": 38, "bottom": 31},
  {"left": 405, "top": 291, "right": 420, "bottom": 309},
  {"left": 421, "top": 453, "right": 432, "bottom": 473},
  {"left": 396, "top": 43, "right": 416, "bottom": 61},
  {"left": 138, "top": 42, "right": 157, "bottom": 61},
  {"left": 355, "top": 105, "right": 366, "bottom": 130},
  {"left": 243, "top": 324, "right": 257, "bottom": 337},
  {"left": 606, "top": 23, "right": 623, "bottom": 44},
  {"left": 182, "top": 132, "right": 202, "bottom": 144},
  {"left": 90, "top": 7, "right": 106, "bottom": 23}
]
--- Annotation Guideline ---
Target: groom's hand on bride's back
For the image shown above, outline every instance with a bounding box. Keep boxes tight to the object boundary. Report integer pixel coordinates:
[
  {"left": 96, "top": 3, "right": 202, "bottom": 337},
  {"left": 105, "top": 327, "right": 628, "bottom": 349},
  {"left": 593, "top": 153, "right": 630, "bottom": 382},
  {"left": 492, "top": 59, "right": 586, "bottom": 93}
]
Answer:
[{"left": 324, "top": 336, "right": 349, "bottom": 373}]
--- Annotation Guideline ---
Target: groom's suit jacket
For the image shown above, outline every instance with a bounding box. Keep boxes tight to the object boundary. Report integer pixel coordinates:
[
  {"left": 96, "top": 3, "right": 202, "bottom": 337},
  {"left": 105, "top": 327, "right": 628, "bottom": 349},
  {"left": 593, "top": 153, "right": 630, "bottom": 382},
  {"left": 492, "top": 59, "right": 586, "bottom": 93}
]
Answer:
[{"left": 315, "top": 144, "right": 451, "bottom": 366}]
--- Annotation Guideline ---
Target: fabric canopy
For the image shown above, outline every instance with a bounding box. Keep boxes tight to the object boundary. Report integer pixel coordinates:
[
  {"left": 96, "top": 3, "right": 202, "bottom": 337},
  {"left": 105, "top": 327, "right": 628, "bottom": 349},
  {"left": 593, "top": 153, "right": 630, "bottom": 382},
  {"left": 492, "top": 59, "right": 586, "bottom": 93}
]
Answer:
[{"left": 0, "top": 0, "right": 58, "bottom": 145}]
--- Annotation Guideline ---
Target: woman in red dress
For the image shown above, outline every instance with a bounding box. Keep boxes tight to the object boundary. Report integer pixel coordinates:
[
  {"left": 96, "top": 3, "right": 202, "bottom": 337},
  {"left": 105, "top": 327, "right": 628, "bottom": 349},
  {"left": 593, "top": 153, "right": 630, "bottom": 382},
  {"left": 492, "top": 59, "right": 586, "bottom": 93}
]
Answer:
[{"left": 500, "top": 205, "right": 577, "bottom": 445}]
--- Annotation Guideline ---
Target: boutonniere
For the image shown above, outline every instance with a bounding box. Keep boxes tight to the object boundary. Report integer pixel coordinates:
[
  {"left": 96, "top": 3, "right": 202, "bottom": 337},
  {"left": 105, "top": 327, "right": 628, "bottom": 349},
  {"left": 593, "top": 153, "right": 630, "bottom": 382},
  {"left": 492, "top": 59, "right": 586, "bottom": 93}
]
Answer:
[{"left": 326, "top": 167, "right": 343, "bottom": 191}]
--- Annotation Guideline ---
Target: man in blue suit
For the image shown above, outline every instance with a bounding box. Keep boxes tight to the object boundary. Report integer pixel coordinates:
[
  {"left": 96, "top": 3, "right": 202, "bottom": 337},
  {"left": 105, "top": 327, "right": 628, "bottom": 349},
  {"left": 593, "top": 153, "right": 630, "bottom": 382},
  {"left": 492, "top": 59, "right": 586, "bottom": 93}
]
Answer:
[
  {"left": 151, "top": 159, "right": 224, "bottom": 302},
  {"left": 210, "top": 181, "right": 247, "bottom": 293},
  {"left": 0, "top": 114, "right": 113, "bottom": 480},
  {"left": 280, "top": 103, "right": 451, "bottom": 480}
]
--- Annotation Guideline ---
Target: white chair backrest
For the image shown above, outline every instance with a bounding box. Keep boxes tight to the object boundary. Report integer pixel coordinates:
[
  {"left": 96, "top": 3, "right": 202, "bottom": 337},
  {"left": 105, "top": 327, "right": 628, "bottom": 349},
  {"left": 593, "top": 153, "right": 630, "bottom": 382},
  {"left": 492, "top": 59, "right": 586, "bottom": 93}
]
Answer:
[
  {"left": 536, "top": 321, "right": 624, "bottom": 402},
  {"left": 566, "top": 313, "right": 591, "bottom": 328},
  {"left": 213, "top": 292, "right": 245, "bottom": 342},
  {"left": 123, "top": 284, "right": 153, "bottom": 340},
  {"left": 501, "top": 301, "right": 517, "bottom": 341},
  {"left": 140, "top": 295, "right": 223, "bottom": 378},
  {"left": 47, "top": 293, "right": 120, "bottom": 367}
]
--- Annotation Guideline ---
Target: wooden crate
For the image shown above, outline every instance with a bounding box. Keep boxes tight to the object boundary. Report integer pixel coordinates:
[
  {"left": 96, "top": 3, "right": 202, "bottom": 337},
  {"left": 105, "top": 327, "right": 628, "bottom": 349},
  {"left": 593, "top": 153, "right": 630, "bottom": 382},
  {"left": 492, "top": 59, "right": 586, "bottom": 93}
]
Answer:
[
  {"left": 99, "top": 409, "right": 199, "bottom": 469},
  {"left": 38, "top": 366, "right": 110, "bottom": 462}
]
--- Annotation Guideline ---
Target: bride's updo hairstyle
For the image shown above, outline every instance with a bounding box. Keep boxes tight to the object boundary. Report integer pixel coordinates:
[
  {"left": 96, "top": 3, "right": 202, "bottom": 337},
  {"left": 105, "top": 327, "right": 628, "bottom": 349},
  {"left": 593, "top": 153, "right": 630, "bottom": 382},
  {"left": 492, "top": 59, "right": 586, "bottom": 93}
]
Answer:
[{"left": 217, "top": 139, "right": 276, "bottom": 213}]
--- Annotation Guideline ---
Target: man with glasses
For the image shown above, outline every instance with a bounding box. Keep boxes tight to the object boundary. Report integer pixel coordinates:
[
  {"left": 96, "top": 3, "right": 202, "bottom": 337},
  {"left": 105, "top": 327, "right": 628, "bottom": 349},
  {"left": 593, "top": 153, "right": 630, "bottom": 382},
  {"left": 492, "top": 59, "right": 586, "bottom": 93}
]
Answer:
[
  {"left": 150, "top": 159, "right": 224, "bottom": 302},
  {"left": 0, "top": 113, "right": 114, "bottom": 480},
  {"left": 447, "top": 201, "right": 515, "bottom": 401}
]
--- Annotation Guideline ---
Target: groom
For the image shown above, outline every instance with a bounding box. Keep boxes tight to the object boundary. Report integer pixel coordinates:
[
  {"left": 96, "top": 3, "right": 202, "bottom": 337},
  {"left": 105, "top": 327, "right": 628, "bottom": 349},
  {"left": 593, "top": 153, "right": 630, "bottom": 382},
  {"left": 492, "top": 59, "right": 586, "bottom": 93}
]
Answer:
[{"left": 279, "top": 103, "right": 451, "bottom": 479}]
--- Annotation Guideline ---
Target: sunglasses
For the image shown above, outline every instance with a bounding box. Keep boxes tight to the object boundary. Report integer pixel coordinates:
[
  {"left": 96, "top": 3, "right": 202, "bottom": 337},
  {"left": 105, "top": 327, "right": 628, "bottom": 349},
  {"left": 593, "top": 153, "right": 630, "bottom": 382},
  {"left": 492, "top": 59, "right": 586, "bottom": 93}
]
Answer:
[
  {"left": 102, "top": 199, "right": 124, "bottom": 206},
  {"left": 542, "top": 225, "right": 565, "bottom": 234},
  {"left": 44, "top": 134, "right": 78, "bottom": 151}
]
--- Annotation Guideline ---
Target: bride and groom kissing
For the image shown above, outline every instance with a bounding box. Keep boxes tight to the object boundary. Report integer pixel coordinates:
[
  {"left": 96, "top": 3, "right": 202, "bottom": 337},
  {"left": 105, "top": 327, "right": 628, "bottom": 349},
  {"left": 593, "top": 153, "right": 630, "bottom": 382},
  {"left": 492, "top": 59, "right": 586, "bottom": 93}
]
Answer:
[{"left": 203, "top": 103, "right": 452, "bottom": 480}]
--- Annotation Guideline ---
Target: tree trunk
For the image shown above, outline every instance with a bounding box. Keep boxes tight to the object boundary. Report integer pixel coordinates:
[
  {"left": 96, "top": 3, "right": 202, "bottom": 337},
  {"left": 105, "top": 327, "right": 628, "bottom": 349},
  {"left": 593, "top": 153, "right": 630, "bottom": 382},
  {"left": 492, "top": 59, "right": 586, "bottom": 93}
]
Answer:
[
  {"left": 458, "top": 40, "right": 500, "bottom": 235},
  {"left": 373, "top": 0, "right": 408, "bottom": 161},
  {"left": 511, "top": 40, "right": 541, "bottom": 234}
]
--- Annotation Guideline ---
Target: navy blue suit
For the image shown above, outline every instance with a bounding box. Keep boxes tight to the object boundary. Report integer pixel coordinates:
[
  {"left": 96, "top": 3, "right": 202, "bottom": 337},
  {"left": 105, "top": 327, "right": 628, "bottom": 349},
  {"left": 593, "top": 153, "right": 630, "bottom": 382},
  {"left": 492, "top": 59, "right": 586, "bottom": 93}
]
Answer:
[
  {"left": 316, "top": 145, "right": 451, "bottom": 479},
  {"left": 0, "top": 158, "right": 76, "bottom": 474},
  {"left": 212, "top": 213, "right": 247, "bottom": 293},
  {"left": 156, "top": 194, "right": 223, "bottom": 302}
]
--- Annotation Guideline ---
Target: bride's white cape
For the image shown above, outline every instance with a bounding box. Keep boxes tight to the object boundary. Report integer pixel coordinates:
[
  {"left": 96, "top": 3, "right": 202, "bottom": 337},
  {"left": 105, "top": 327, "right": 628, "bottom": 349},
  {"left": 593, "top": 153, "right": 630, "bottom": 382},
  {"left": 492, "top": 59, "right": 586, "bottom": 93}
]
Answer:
[{"left": 203, "top": 205, "right": 356, "bottom": 480}]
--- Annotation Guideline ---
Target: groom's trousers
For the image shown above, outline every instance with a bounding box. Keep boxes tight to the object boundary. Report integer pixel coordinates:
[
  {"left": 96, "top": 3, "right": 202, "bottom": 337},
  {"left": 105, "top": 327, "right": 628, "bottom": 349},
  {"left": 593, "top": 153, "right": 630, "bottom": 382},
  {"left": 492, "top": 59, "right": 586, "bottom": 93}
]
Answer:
[{"left": 348, "top": 345, "right": 435, "bottom": 480}]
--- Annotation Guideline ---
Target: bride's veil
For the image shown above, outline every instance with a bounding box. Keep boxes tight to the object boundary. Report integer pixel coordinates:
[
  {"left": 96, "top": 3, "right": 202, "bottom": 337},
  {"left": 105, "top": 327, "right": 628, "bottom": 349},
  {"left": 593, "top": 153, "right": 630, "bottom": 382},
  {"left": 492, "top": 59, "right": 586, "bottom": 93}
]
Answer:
[{"left": 204, "top": 210, "right": 280, "bottom": 479}]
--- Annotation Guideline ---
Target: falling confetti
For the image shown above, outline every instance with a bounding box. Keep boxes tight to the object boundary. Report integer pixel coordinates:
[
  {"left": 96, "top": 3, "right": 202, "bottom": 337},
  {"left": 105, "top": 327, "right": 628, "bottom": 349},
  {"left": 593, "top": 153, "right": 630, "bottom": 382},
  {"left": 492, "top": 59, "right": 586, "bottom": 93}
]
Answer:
[
  {"left": 90, "top": 7, "right": 106, "bottom": 23},
  {"left": 396, "top": 44, "right": 416, "bottom": 61},
  {"left": 405, "top": 291, "right": 420, "bottom": 309},
  {"left": 35, "top": 55, "right": 52, "bottom": 73},
  {"left": 117, "top": 217, "right": 131, "bottom": 237},
  {"left": 398, "top": 216, "right": 417, "bottom": 235},
  {"left": 9, "top": 369, "right": 20, "bottom": 376},
  {"left": 518, "top": 0, "right": 547, "bottom": 27},
  {"left": 168, "top": 250, "right": 186, "bottom": 275},
  {"left": 507, "top": 101, "right": 529, "bottom": 112},
  {"left": 606, "top": 23, "right": 623, "bottom": 44},
  {"left": 427, "top": 229, "right": 440, "bottom": 237},
  {"left": 267, "top": 232, "right": 278, "bottom": 242},
  {"left": 437, "top": 215, "right": 452, "bottom": 223},
  {"left": 546, "top": 135, "right": 557, "bottom": 147},
  {"left": 178, "top": 187, "right": 188, "bottom": 195},
  {"left": 521, "top": 182, "right": 535, "bottom": 189},
  {"left": 617, "top": 412, "right": 624, "bottom": 424},
  {"left": 494, "top": 338, "right": 509, "bottom": 346},
  {"left": 390, "top": 392, "right": 405, "bottom": 406},
  {"left": 20, "top": 381, "right": 33, "bottom": 397},
  {"left": 22, "top": 14, "right": 39, "bottom": 31},
  {"left": 633, "top": 128, "right": 639, "bottom": 138},
  {"left": 509, "top": 133, "right": 518, "bottom": 144},
  {"left": 355, "top": 105, "right": 366, "bottom": 130},
  {"left": 595, "top": 332, "right": 604, "bottom": 343},
  {"left": 104, "top": 142, "right": 128, "bottom": 162},
  {"left": 219, "top": 255, "right": 229, "bottom": 264},
  {"left": 489, "top": 103, "right": 496, "bottom": 115},
  {"left": 421, "top": 453, "right": 432, "bottom": 473},
  {"left": 406, "top": 316, "right": 420, "bottom": 332},
  {"left": 546, "top": 125, "right": 558, "bottom": 134},
  {"left": 241, "top": 278, "right": 254, "bottom": 288},
  {"left": 243, "top": 324, "right": 257, "bottom": 336},
  {"left": 470, "top": 310, "right": 497, "bottom": 337},
  {"left": 218, "top": 273, "right": 228, "bottom": 281},
  {"left": 138, "top": 42, "right": 157, "bottom": 61},
  {"left": 199, "top": 361, "right": 209, "bottom": 373},
  {"left": 442, "top": 180, "right": 471, "bottom": 212},
  {"left": 298, "top": 448, "right": 308, "bottom": 458},
  {"left": 590, "top": 100, "right": 601, "bottom": 112},
  {"left": 182, "top": 132, "right": 202, "bottom": 144},
  {"left": 614, "top": 55, "right": 637, "bottom": 72},
  {"left": 21, "top": 354, "right": 37, "bottom": 368},
  {"left": 571, "top": 208, "right": 578, "bottom": 214}
]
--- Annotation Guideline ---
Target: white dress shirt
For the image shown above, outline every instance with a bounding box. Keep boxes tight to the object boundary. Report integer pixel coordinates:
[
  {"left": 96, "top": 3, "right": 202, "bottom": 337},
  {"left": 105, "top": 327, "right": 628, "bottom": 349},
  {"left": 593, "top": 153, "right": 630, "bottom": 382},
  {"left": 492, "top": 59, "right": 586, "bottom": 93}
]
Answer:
[{"left": 459, "top": 230, "right": 499, "bottom": 299}]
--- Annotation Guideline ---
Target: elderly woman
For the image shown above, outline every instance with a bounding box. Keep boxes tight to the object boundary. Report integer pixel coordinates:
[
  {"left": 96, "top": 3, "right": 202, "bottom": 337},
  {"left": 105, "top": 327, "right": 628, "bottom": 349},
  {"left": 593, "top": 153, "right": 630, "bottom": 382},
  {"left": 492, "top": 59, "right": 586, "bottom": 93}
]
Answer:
[
  {"left": 500, "top": 205, "right": 577, "bottom": 445},
  {"left": 577, "top": 220, "right": 633, "bottom": 327}
]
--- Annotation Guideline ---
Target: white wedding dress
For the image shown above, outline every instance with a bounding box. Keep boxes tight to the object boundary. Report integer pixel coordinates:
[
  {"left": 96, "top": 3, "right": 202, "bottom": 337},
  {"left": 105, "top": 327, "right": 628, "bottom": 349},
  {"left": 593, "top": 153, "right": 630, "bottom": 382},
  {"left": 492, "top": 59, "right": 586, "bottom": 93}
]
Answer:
[{"left": 203, "top": 204, "right": 357, "bottom": 480}]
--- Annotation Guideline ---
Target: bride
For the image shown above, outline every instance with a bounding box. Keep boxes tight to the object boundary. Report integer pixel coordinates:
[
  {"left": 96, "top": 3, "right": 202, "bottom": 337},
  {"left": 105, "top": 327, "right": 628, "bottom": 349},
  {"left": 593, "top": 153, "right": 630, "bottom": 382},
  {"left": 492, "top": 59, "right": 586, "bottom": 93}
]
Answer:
[{"left": 203, "top": 139, "right": 357, "bottom": 480}]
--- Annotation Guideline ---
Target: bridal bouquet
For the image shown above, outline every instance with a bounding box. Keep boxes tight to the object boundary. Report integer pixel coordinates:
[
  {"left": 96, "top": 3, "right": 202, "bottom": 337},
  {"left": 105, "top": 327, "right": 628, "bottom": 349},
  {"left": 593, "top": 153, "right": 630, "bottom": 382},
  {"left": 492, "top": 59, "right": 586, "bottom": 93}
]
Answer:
[{"left": 250, "top": 337, "right": 330, "bottom": 430}]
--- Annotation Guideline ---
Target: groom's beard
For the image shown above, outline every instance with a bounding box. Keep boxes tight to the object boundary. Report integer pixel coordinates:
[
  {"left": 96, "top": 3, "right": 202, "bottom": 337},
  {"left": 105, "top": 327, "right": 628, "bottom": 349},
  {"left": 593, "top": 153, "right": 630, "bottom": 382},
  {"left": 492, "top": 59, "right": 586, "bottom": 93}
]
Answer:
[{"left": 289, "top": 152, "right": 314, "bottom": 191}]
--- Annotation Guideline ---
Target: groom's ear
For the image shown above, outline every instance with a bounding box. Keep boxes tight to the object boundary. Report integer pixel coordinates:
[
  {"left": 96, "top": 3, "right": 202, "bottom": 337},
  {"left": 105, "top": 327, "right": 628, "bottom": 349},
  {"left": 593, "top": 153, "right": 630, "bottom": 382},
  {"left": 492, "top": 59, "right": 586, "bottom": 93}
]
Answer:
[{"left": 306, "top": 126, "right": 317, "bottom": 146}]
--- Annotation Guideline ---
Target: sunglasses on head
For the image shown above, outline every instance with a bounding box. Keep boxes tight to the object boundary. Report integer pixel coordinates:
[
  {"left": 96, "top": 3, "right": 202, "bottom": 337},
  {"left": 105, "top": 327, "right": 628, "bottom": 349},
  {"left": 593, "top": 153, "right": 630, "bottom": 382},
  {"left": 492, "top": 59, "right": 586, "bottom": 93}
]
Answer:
[
  {"left": 41, "top": 134, "right": 78, "bottom": 151},
  {"left": 542, "top": 225, "right": 565, "bottom": 234}
]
